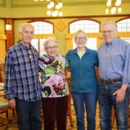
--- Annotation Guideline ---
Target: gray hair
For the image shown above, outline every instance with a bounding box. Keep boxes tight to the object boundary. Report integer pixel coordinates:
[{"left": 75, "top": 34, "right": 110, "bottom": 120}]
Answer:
[
  {"left": 74, "top": 30, "right": 87, "bottom": 39},
  {"left": 44, "top": 37, "right": 58, "bottom": 48},
  {"left": 101, "top": 21, "right": 117, "bottom": 31},
  {"left": 19, "top": 23, "right": 34, "bottom": 33}
]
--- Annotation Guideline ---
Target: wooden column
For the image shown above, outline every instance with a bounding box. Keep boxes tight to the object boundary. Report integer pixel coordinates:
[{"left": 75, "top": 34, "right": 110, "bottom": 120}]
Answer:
[{"left": 5, "top": 19, "right": 14, "bottom": 50}]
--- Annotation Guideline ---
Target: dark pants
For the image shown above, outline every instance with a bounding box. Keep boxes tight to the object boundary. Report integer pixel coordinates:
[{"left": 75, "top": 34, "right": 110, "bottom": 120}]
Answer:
[
  {"left": 42, "top": 96, "right": 68, "bottom": 130},
  {"left": 15, "top": 98, "right": 42, "bottom": 130},
  {"left": 98, "top": 82, "right": 129, "bottom": 130},
  {"left": 72, "top": 92, "right": 97, "bottom": 130}
]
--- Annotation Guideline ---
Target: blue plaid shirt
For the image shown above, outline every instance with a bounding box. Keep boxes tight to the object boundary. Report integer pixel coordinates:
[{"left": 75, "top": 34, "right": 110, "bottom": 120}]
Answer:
[
  {"left": 98, "top": 38, "right": 130, "bottom": 84},
  {"left": 4, "top": 42, "right": 41, "bottom": 101}
]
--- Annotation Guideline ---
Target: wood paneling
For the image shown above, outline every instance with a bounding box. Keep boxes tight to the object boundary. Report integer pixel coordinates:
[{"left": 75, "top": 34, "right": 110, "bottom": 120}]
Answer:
[{"left": 5, "top": 19, "right": 14, "bottom": 50}]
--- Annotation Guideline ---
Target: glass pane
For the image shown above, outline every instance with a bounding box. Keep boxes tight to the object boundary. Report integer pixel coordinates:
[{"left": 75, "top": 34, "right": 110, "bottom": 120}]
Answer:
[
  {"left": 31, "top": 22, "right": 53, "bottom": 34},
  {"left": 70, "top": 20, "right": 99, "bottom": 33},
  {"left": 31, "top": 39, "right": 47, "bottom": 56},
  {"left": 30, "top": 21, "right": 54, "bottom": 55},
  {"left": 39, "top": 39, "right": 46, "bottom": 56},
  {"left": 31, "top": 39, "right": 38, "bottom": 50},
  {"left": 117, "top": 19, "right": 130, "bottom": 32}
]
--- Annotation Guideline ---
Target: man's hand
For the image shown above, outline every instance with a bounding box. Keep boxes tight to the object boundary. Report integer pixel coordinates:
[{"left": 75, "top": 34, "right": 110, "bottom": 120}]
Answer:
[
  {"left": 113, "top": 84, "right": 128, "bottom": 103},
  {"left": 8, "top": 99, "right": 16, "bottom": 108}
]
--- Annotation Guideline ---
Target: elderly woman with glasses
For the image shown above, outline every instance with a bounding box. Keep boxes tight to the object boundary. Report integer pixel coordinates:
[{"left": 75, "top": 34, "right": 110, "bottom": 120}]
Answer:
[
  {"left": 38, "top": 37, "right": 69, "bottom": 130},
  {"left": 66, "top": 30, "right": 99, "bottom": 130}
]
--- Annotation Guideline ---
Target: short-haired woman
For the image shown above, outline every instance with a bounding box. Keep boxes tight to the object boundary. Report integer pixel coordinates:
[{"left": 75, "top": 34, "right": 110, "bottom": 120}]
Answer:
[{"left": 38, "top": 37, "right": 69, "bottom": 130}]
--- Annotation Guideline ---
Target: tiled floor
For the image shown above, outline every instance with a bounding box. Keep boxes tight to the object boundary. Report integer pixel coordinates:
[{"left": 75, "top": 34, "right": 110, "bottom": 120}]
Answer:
[{"left": 0, "top": 103, "right": 130, "bottom": 130}]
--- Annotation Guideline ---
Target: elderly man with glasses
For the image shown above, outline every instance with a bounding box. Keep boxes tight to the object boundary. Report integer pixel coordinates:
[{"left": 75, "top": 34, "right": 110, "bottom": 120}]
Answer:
[{"left": 98, "top": 21, "right": 130, "bottom": 130}]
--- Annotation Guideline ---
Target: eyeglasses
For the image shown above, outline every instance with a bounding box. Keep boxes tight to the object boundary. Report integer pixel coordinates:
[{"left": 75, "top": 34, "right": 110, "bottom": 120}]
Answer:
[
  {"left": 102, "top": 30, "right": 114, "bottom": 34},
  {"left": 75, "top": 37, "right": 86, "bottom": 40},
  {"left": 46, "top": 46, "right": 58, "bottom": 50}
]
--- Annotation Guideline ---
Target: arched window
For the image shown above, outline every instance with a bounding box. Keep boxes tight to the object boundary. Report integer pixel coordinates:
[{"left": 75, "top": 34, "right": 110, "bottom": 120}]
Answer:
[
  {"left": 69, "top": 20, "right": 99, "bottom": 50},
  {"left": 31, "top": 21, "right": 53, "bottom": 34},
  {"left": 117, "top": 19, "right": 130, "bottom": 32},
  {"left": 30, "top": 21, "right": 53, "bottom": 55},
  {"left": 70, "top": 20, "right": 99, "bottom": 33},
  {"left": 117, "top": 19, "right": 130, "bottom": 44}
]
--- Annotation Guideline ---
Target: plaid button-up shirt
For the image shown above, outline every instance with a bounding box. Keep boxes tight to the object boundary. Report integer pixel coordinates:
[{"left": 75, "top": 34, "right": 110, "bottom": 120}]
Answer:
[{"left": 4, "top": 42, "right": 41, "bottom": 101}]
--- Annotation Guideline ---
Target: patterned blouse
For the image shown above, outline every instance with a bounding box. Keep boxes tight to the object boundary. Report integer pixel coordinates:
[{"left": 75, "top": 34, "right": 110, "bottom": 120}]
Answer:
[{"left": 38, "top": 54, "right": 69, "bottom": 98}]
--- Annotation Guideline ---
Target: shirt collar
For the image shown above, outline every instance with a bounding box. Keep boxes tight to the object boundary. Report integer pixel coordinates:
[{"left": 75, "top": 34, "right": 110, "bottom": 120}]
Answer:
[
  {"left": 105, "top": 38, "right": 118, "bottom": 47},
  {"left": 19, "top": 42, "right": 32, "bottom": 50},
  {"left": 73, "top": 47, "right": 90, "bottom": 54}
]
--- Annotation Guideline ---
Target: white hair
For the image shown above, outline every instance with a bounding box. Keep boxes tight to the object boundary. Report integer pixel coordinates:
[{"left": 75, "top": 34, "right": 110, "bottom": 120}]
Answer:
[
  {"left": 44, "top": 37, "right": 58, "bottom": 48},
  {"left": 19, "top": 23, "right": 34, "bottom": 33},
  {"left": 101, "top": 21, "right": 117, "bottom": 31}
]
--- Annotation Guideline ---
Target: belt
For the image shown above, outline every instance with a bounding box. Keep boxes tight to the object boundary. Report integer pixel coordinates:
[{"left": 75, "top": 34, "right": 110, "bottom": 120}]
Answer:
[{"left": 101, "top": 78, "right": 122, "bottom": 83}]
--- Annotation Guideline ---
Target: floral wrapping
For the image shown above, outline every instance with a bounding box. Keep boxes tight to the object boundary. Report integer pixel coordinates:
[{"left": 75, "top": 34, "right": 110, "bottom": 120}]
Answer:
[{"left": 38, "top": 54, "right": 69, "bottom": 98}]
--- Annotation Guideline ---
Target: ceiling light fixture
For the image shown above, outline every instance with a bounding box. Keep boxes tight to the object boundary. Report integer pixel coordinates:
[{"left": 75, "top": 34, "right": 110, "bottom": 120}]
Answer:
[
  {"left": 47, "top": 0, "right": 63, "bottom": 17},
  {"left": 106, "top": 0, "right": 122, "bottom": 14}
]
